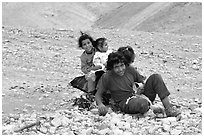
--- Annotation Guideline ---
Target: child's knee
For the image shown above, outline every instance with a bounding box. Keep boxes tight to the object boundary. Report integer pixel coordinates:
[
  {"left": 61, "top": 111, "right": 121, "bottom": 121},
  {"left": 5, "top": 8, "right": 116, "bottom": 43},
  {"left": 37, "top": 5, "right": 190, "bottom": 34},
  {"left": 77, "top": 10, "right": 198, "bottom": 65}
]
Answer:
[
  {"left": 150, "top": 73, "right": 162, "bottom": 80},
  {"left": 140, "top": 101, "right": 150, "bottom": 114}
]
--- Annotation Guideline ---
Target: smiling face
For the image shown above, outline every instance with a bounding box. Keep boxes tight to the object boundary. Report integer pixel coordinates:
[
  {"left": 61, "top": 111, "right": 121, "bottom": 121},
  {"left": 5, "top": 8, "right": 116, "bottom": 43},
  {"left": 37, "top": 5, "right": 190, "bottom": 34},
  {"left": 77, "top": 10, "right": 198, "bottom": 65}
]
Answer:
[
  {"left": 113, "top": 62, "right": 126, "bottom": 76},
  {"left": 81, "top": 39, "right": 93, "bottom": 53}
]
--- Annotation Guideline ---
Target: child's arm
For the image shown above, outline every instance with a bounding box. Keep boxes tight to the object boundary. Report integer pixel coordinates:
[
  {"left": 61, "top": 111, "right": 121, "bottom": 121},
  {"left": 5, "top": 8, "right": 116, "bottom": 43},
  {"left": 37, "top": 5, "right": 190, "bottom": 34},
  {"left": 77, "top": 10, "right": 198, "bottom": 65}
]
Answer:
[
  {"left": 80, "top": 54, "right": 92, "bottom": 74},
  {"left": 90, "top": 65, "right": 102, "bottom": 71},
  {"left": 81, "top": 60, "right": 90, "bottom": 74},
  {"left": 81, "top": 57, "right": 102, "bottom": 73},
  {"left": 95, "top": 74, "right": 108, "bottom": 116}
]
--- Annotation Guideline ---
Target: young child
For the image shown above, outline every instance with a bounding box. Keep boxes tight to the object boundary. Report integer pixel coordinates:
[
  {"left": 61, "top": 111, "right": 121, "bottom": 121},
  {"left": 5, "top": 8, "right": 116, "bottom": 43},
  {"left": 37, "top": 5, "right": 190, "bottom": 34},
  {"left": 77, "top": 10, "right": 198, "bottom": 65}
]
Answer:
[
  {"left": 117, "top": 46, "right": 135, "bottom": 66},
  {"left": 93, "top": 38, "right": 113, "bottom": 72},
  {"left": 117, "top": 46, "right": 166, "bottom": 116},
  {"left": 78, "top": 32, "right": 101, "bottom": 93}
]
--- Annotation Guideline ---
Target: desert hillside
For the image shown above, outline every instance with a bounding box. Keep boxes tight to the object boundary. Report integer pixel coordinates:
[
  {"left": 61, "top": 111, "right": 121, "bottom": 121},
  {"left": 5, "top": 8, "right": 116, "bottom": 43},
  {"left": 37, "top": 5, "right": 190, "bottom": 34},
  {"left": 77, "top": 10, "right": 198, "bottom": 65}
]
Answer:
[
  {"left": 2, "top": 2, "right": 123, "bottom": 30},
  {"left": 2, "top": 2, "right": 202, "bottom": 35}
]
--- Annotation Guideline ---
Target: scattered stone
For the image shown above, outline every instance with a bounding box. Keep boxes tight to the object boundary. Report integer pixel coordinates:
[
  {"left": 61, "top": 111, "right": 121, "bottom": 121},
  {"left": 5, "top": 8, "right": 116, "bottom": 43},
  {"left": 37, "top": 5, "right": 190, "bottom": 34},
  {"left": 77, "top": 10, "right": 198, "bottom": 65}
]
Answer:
[
  {"left": 170, "top": 129, "right": 182, "bottom": 135},
  {"left": 90, "top": 108, "right": 98, "bottom": 115},
  {"left": 49, "top": 127, "right": 56, "bottom": 134},
  {"left": 192, "top": 59, "right": 198, "bottom": 64},
  {"left": 192, "top": 64, "right": 199, "bottom": 70},
  {"left": 162, "top": 123, "right": 171, "bottom": 132},
  {"left": 51, "top": 117, "right": 61, "bottom": 127},
  {"left": 98, "top": 128, "right": 109, "bottom": 135},
  {"left": 84, "top": 127, "right": 93, "bottom": 135},
  {"left": 193, "top": 107, "right": 202, "bottom": 113}
]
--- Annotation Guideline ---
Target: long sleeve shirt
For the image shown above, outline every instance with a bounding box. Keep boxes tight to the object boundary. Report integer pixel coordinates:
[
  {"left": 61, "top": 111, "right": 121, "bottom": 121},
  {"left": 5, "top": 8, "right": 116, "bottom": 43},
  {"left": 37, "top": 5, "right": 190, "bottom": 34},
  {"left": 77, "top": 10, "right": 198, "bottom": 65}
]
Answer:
[{"left": 80, "top": 49, "right": 96, "bottom": 74}]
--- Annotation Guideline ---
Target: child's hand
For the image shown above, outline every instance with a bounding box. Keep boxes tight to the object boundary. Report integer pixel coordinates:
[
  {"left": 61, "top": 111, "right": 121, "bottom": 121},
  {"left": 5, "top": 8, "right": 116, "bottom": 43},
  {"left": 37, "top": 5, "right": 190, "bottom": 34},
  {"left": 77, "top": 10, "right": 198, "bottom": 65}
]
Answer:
[{"left": 98, "top": 104, "right": 108, "bottom": 116}]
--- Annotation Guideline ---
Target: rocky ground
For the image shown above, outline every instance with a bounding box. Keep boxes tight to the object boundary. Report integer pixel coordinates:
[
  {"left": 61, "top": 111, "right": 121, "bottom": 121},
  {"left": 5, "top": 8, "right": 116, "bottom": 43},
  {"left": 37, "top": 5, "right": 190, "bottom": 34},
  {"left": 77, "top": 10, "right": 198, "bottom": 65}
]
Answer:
[{"left": 2, "top": 25, "right": 202, "bottom": 135}]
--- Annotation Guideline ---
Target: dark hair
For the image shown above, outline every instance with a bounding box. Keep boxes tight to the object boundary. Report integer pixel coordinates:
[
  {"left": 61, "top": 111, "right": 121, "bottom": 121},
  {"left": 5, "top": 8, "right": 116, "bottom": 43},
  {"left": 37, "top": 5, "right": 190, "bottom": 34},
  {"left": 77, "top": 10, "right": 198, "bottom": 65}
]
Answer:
[
  {"left": 95, "top": 37, "right": 107, "bottom": 51},
  {"left": 117, "top": 46, "right": 135, "bottom": 65},
  {"left": 106, "top": 51, "right": 128, "bottom": 71},
  {"left": 78, "top": 31, "right": 95, "bottom": 48}
]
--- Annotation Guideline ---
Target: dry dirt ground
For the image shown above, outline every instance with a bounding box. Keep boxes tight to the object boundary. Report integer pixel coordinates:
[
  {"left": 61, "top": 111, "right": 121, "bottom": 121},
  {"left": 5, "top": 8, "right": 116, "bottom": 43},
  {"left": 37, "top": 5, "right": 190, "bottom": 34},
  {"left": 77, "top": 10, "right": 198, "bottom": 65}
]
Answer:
[{"left": 1, "top": 2, "right": 202, "bottom": 135}]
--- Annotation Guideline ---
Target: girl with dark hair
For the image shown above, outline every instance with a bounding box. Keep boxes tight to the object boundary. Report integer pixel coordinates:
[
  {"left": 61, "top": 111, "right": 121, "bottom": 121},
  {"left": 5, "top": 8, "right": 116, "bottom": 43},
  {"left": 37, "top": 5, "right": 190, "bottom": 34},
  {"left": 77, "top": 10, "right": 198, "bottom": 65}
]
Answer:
[
  {"left": 78, "top": 32, "right": 101, "bottom": 93},
  {"left": 117, "top": 46, "right": 135, "bottom": 65}
]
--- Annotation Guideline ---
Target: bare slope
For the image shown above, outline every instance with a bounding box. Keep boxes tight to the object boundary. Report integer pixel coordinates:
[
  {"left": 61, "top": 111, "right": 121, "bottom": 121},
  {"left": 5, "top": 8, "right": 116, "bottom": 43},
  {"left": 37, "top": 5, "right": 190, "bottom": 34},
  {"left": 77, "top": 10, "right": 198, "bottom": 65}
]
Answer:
[
  {"left": 2, "top": 2, "right": 97, "bottom": 29},
  {"left": 2, "top": 2, "right": 202, "bottom": 35},
  {"left": 2, "top": 2, "right": 122, "bottom": 30},
  {"left": 93, "top": 2, "right": 154, "bottom": 29},
  {"left": 94, "top": 2, "right": 202, "bottom": 35},
  {"left": 122, "top": 2, "right": 171, "bottom": 29},
  {"left": 135, "top": 2, "right": 202, "bottom": 35}
]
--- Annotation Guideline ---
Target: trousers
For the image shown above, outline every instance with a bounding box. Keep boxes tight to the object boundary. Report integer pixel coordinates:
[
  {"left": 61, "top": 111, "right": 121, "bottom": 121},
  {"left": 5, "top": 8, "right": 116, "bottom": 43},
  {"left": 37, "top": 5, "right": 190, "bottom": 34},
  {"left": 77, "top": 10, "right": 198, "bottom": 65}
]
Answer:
[{"left": 119, "top": 74, "right": 170, "bottom": 114}]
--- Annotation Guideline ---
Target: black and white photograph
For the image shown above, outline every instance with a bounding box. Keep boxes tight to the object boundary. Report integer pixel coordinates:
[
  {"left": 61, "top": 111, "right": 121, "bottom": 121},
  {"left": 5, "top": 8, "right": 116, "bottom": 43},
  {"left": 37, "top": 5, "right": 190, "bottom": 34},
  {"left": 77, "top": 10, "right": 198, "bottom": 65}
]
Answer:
[{"left": 1, "top": 1, "right": 202, "bottom": 135}]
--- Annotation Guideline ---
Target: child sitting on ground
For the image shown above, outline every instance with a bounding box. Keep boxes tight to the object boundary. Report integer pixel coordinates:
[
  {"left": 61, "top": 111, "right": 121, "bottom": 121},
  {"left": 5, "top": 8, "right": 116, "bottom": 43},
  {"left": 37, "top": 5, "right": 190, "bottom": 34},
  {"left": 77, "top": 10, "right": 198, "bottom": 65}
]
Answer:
[
  {"left": 70, "top": 34, "right": 112, "bottom": 109},
  {"left": 78, "top": 32, "right": 102, "bottom": 93},
  {"left": 117, "top": 46, "right": 166, "bottom": 116}
]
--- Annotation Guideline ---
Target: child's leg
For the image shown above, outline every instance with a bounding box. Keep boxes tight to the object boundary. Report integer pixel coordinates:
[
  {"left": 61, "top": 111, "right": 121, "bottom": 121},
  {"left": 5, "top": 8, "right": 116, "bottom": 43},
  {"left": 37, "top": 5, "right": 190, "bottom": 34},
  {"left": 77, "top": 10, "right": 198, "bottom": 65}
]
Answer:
[
  {"left": 143, "top": 74, "right": 180, "bottom": 117},
  {"left": 119, "top": 96, "right": 150, "bottom": 114},
  {"left": 143, "top": 74, "right": 170, "bottom": 103}
]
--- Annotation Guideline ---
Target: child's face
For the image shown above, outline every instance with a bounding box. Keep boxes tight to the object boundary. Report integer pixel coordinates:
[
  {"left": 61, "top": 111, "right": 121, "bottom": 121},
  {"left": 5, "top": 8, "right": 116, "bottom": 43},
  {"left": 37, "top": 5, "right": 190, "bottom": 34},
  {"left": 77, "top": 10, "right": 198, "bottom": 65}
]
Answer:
[
  {"left": 113, "top": 62, "right": 126, "bottom": 76},
  {"left": 99, "top": 41, "right": 108, "bottom": 52},
  {"left": 82, "top": 39, "right": 93, "bottom": 53}
]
